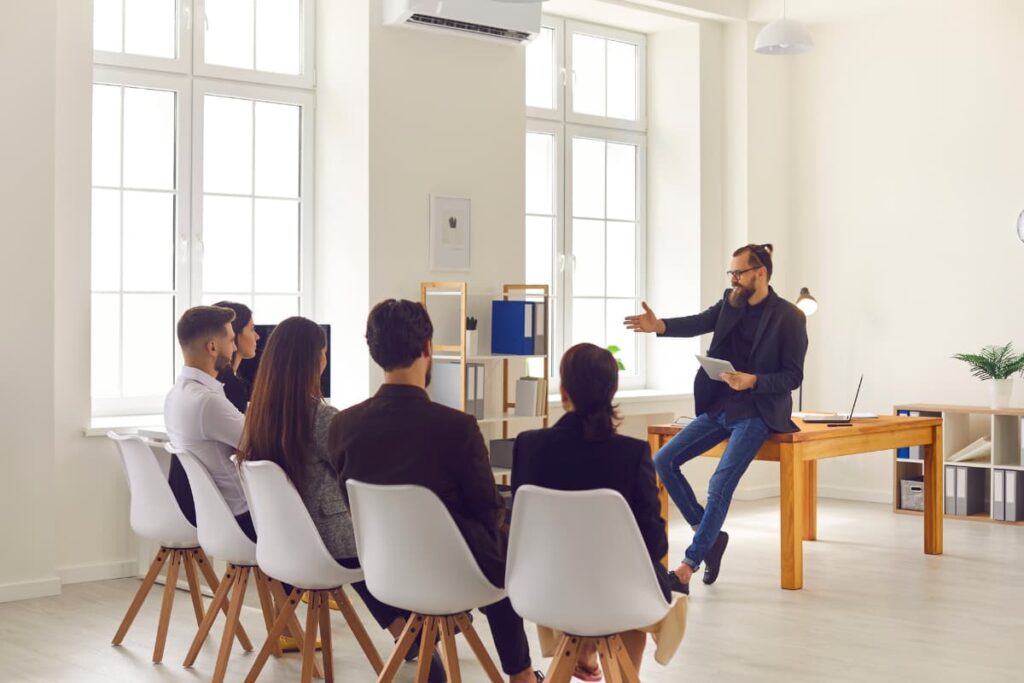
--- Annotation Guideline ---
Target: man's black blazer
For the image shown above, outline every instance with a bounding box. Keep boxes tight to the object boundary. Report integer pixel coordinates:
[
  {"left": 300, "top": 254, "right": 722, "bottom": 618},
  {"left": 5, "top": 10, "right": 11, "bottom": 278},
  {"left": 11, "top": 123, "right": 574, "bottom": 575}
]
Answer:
[
  {"left": 330, "top": 383, "right": 508, "bottom": 587},
  {"left": 511, "top": 412, "right": 671, "bottom": 601},
  {"left": 660, "top": 286, "right": 808, "bottom": 433}
]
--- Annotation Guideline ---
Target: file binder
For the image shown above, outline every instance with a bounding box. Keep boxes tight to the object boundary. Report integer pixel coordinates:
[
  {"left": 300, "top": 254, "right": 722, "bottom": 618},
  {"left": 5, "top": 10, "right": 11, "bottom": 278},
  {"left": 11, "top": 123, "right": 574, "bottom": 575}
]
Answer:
[
  {"left": 1007, "top": 470, "right": 1023, "bottom": 522},
  {"left": 467, "top": 362, "right": 484, "bottom": 419},
  {"left": 944, "top": 465, "right": 956, "bottom": 515},
  {"left": 993, "top": 469, "right": 1006, "bottom": 521},
  {"left": 491, "top": 300, "right": 535, "bottom": 355},
  {"left": 955, "top": 466, "right": 987, "bottom": 516}
]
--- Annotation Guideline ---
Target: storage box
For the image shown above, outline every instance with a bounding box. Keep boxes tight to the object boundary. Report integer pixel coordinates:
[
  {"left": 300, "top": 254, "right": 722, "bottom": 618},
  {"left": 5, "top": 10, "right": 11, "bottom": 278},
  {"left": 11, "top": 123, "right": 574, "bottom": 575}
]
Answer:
[
  {"left": 900, "top": 476, "right": 925, "bottom": 511},
  {"left": 489, "top": 438, "right": 515, "bottom": 469}
]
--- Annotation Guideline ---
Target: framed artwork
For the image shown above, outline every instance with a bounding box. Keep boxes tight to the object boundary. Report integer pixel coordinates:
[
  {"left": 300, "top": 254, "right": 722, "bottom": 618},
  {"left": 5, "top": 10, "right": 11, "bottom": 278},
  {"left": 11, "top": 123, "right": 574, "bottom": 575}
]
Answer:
[{"left": 429, "top": 194, "right": 471, "bottom": 271}]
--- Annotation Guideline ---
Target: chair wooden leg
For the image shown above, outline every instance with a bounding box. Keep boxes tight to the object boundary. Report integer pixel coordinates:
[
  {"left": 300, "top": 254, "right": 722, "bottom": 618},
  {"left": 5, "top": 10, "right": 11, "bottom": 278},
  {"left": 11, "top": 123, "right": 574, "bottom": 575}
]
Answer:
[
  {"left": 332, "top": 588, "right": 383, "bottom": 673},
  {"left": 609, "top": 634, "right": 640, "bottom": 683},
  {"left": 378, "top": 613, "right": 425, "bottom": 683},
  {"left": 183, "top": 564, "right": 237, "bottom": 667},
  {"left": 244, "top": 588, "right": 303, "bottom": 683},
  {"left": 413, "top": 616, "right": 439, "bottom": 683},
  {"left": 595, "top": 637, "right": 623, "bottom": 683},
  {"left": 182, "top": 550, "right": 206, "bottom": 627},
  {"left": 318, "top": 592, "right": 335, "bottom": 683},
  {"left": 194, "top": 548, "right": 253, "bottom": 651},
  {"left": 545, "top": 635, "right": 582, "bottom": 683},
  {"left": 211, "top": 567, "right": 249, "bottom": 683},
  {"left": 300, "top": 591, "right": 321, "bottom": 683},
  {"left": 152, "top": 549, "right": 182, "bottom": 663},
  {"left": 438, "top": 616, "right": 462, "bottom": 683},
  {"left": 254, "top": 569, "right": 282, "bottom": 658},
  {"left": 112, "top": 547, "right": 170, "bottom": 645},
  {"left": 270, "top": 581, "right": 323, "bottom": 678},
  {"left": 451, "top": 612, "right": 503, "bottom": 683}
]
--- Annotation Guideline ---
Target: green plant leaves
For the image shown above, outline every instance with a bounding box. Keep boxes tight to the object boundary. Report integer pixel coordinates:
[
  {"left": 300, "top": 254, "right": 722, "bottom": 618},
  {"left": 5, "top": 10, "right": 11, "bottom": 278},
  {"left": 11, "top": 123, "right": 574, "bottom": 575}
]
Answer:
[{"left": 952, "top": 342, "right": 1024, "bottom": 380}]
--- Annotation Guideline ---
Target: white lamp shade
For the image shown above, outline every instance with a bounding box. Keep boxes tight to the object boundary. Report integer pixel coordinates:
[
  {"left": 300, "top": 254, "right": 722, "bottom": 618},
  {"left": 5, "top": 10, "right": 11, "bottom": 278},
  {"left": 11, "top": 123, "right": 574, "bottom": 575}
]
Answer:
[
  {"left": 796, "top": 297, "right": 818, "bottom": 316},
  {"left": 754, "top": 18, "right": 814, "bottom": 55}
]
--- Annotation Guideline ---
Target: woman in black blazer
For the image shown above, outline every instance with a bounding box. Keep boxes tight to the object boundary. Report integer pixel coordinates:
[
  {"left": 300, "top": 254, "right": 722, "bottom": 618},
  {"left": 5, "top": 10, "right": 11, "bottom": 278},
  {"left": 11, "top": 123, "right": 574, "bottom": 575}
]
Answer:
[{"left": 512, "top": 343, "right": 684, "bottom": 680}]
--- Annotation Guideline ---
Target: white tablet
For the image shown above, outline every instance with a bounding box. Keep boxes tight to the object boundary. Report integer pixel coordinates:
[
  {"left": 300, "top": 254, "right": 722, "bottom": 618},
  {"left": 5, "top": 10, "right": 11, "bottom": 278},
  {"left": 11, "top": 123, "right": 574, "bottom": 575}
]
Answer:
[{"left": 696, "top": 355, "right": 737, "bottom": 381}]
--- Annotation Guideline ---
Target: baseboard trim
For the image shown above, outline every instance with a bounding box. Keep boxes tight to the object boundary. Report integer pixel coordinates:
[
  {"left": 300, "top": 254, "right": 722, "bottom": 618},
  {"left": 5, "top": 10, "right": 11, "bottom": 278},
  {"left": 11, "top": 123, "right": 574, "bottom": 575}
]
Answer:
[
  {"left": 0, "top": 576, "right": 62, "bottom": 604},
  {"left": 57, "top": 559, "right": 138, "bottom": 585},
  {"left": 816, "top": 486, "right": 892, "bottom": 505}
]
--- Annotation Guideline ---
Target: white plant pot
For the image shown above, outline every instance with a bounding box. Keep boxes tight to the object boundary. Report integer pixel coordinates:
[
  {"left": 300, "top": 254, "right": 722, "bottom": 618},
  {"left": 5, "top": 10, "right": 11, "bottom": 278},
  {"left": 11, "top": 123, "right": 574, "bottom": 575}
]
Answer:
[
  {"left": 465, "top": 329, "right": 479, "bottom": 357},
  {"left": 990, "top": 378, "right": 1013, "bottom": 409}
]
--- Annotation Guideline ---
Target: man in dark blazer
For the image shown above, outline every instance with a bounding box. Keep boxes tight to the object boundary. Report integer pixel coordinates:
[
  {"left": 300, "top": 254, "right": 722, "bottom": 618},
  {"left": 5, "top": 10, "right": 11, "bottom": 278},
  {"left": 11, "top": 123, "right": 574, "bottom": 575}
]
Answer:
[
  {"left": 624, "top": 243, "right": 808, "bottom": 591},
  {"left": 330, "top": 299, "right": 539, "bottom": 683}
]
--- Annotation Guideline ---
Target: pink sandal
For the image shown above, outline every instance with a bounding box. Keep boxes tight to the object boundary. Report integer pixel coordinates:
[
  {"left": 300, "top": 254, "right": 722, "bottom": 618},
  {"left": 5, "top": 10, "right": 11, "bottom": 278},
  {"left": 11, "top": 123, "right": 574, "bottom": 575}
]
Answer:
[{"left": 573, "top": 662, "right": 603, "bottom": 682}]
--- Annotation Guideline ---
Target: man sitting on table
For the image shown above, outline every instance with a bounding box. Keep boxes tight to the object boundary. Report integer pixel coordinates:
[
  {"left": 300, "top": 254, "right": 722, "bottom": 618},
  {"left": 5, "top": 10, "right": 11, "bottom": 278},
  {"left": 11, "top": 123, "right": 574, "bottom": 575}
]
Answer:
[{"left": 624, "top": 243, "right": 808, "bottom": 592}]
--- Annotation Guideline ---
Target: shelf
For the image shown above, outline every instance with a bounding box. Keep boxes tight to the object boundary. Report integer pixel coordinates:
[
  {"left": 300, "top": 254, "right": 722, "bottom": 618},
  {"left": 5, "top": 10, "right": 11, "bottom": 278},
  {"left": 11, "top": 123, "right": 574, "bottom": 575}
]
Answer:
[
  {"left": 477, "top": 412, "right": 546, "bottom": 424},
  {"left": 435, "top": 353, "right": 546, "bottom": 362},
  {"left": 895, "top": 403, "right": 1024, "bottom": 417},
  {"left": 944, "top": 460, "right": 991, "bottom": 469},
  {"left": 896, "top": 458, "right": 924, "bottom": 464}
]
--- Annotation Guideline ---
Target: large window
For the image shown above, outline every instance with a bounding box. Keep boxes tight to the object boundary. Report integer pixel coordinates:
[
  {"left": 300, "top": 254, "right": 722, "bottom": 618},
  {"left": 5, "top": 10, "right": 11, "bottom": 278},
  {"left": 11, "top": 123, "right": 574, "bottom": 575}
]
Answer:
[
  {"left": 526, "top": 19, "right": 647, "bottom": 388},
  {"left": 91, "top": 0, "right": 314, "bottom": 416}
]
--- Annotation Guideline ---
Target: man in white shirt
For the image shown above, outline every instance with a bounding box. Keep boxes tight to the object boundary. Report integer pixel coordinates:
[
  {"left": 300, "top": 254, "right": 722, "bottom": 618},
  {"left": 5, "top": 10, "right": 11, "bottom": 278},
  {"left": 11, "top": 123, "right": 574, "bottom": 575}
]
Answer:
[{"left": 164, "top": 306, "right": 254, "bottom": 538}]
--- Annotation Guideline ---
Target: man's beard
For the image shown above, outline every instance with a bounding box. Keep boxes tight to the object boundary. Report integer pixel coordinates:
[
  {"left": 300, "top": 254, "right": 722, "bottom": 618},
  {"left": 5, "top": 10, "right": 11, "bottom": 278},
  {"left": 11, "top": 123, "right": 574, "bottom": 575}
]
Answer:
[
  {"left": 214, "top": 350, "right": 233, "bottom": 372},
  {"left": 728, "top": 284, "right": 755, "bottom": 308}
]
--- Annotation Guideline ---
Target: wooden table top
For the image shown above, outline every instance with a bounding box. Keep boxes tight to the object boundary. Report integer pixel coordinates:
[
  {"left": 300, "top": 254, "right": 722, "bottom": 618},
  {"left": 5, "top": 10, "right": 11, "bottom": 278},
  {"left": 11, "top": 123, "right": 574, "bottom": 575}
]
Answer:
[{"left": 649, "top": 415, "right": 943, "bottom": 443}]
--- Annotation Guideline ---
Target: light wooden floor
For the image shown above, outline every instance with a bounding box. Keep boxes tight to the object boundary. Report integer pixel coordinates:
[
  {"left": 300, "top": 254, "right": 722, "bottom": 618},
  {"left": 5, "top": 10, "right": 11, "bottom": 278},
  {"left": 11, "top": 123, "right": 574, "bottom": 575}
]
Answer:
[{"left": 1, "top": 498, "right": 1022, "bottom": 682}]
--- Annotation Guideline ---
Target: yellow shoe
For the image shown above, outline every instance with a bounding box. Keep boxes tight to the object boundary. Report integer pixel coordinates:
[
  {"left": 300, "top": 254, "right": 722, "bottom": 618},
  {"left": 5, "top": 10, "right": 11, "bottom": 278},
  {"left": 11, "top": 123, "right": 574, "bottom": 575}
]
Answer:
[
  {"left": 278, "top": 635, "right": 322, "bottom": 652},
  {"left": 301, "top": 590, "right": 341, "bottom": 611}
]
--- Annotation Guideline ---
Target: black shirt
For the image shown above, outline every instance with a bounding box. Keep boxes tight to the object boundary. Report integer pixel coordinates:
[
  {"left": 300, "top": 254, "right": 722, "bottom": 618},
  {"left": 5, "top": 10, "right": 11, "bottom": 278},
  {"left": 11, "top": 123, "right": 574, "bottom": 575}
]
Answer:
[
  {"left": 707, "top": 299, "right": 765, "bottom": 425},
  {"left": 217, "top": 367, "right": 251, "bottom": 414}
]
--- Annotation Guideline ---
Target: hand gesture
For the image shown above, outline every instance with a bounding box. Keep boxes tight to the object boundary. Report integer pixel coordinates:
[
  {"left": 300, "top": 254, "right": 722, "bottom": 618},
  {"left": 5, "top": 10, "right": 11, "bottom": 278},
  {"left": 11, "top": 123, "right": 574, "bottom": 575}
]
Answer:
[
  {"left": 721, "top": 372, "right": 757, "bottom": 392},
  {"left": 624, "top": 302, "right": 666, "bottom": 334}
]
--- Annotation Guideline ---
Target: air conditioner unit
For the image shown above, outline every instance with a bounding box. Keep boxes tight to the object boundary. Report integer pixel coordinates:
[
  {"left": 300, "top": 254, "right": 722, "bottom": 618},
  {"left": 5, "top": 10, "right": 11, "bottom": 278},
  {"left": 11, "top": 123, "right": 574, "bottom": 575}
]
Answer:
[{"left": 384, "top": 0, "right": 542, "bottom": 44}]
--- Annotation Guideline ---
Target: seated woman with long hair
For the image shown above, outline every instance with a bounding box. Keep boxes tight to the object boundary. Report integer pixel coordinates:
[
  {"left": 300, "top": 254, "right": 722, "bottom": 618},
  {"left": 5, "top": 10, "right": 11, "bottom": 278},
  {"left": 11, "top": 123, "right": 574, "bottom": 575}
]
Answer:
[
  {"left": 236, "top": 317, "right": 442, "bottom": 676},
  {"left": 512, "top": 343, "right": 686, "bottom": 679},
  {"left": 212, "top": 300, "right": 259, "bottom": 414}
]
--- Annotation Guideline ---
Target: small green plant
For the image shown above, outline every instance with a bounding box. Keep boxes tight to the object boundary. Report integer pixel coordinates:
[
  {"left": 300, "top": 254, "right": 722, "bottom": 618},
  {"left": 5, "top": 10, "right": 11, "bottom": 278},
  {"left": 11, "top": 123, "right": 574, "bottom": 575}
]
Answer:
[
  {"left": 607, "top": 345, "right": 626, "bottom": 372},
  {"left": 952, "top": 343, "right": 1024, "bottom": 380}
]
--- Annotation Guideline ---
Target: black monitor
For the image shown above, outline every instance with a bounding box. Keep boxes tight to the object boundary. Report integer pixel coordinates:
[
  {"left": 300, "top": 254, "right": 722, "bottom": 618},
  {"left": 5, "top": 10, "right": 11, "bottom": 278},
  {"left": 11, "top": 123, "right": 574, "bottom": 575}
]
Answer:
[{"left": 236, "top": 323, "right": 331, "bottom": 399}]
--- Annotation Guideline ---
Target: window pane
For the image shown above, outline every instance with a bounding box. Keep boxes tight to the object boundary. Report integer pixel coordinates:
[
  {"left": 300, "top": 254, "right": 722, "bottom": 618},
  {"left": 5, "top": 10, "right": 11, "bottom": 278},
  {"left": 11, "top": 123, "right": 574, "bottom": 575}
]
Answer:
[
  {"left": 91, "top": 294, "right": 121, "bottom": 399},
  {"left": 254, "top": 295, "right": 298, "bottom": 324},
  {"left": 205, "top": 0, "right": 255, "bottom": 70},
  {"left": 526, "top": 132, "right": 555, "bottom": 216},
  {"left": 525, "top": 216, "right": 553, "bottom": 290},
  {"left": 203, "top": 293, "right": 254, "bottom": 308},
  {"left": 254, "top": 199, "right": 299, "bottom": 291},
  {"left": 571, "top": 298, "right": 605, "bottom": 348},
  {"left": 123, "top": 87, "right": 175, "bottom": 191},
  {"left": 122, "top": 294, "right": 175, "bottom": 396},
  {"left": 124, "top": 0, "right": 176, "bottom": 59},
  {"left": 94, "top": 0, "right": 123, "bottom": 53},
  {"left": 526, "top": 26, "right": 555, "bottom": 109},
  {"left": 92, "top": 85, "right": 121, "bottom": 187},
  {"left": 606, "top": 40, "right": 637, "bottom": 121},
  {"left": 92, "top": 189, "right": 121, "bottom": 291},
  {"left": 572, "top": 137, "right": 604, "bottom": 219},
  {"left": 606, "top": 221, "right": 636, "bottom": 298},
  {"left": 123, "top": 191, "right": 175, "bottom": 291},
  {"left": 256, "top": 0, "right": 302, "bottom": 75},
  {"left": 254, "top": 101, "right": 300, "bottom": 198},
  {"left": 605, "top": 299, "right": 638, "bottom": 375},
  {"left": 606, "top": 142, "right": 636, "bottom": 221},
  {"left": 203, "top": 196, "right": 253, "bottom": 292},
  {"left": 572, "top": 33, "right": 606, "bottom": 117},
  {"left": 572, "top": 219, "right": 605, "bottom": 297},
  {"left": 204, "top": 95, "right": 254, "bottom": 195}
]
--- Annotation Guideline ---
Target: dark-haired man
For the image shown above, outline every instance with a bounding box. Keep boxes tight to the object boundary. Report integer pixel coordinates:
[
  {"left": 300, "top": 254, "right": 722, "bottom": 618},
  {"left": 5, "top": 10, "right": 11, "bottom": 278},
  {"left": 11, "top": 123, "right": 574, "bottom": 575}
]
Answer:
[
  {"left": 330, "top": 299, "right": 541, "bottom": 683},
  {"left": 625, "top": 243, "right": 808, "bottom": 592}
]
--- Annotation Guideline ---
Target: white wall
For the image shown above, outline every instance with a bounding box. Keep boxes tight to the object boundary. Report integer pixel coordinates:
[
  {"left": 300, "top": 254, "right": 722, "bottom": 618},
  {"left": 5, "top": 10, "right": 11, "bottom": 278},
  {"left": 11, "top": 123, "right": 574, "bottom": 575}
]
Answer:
[{"left": 790, "top": 1, "right": 1024, "bottom": 501}]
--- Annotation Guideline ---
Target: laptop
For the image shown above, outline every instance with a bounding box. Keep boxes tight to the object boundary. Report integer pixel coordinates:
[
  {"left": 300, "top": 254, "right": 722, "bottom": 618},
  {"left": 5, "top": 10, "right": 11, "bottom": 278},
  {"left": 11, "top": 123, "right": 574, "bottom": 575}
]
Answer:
[{"left": 803, "top": 375, "right": 864, "bottom": 424}]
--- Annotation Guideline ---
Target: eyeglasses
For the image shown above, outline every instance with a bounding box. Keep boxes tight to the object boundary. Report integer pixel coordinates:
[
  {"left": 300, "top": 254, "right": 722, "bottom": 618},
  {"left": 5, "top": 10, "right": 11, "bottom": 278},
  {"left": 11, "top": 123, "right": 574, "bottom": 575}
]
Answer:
[{"left": 726, "top": 266, "right": 759, "bottom": 279}]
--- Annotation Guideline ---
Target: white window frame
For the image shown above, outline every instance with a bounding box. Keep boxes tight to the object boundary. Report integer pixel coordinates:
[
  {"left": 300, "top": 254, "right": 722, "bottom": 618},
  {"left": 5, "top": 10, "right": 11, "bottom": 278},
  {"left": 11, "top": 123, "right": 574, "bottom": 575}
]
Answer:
[
  {"left": 565, "top": 20, "right": 647, "bottom": 132},
  {"left": 526, "top": 18, "right": 565, "bottom": 122},
  {"left": 93, "top": 0, "right": 193, "bottom": 74},
  {"left": 193, "top": 0, "right": 317, "bottom": 89},
  {"left": 191, "top": 79, "right": 315, "bottom": 316}
]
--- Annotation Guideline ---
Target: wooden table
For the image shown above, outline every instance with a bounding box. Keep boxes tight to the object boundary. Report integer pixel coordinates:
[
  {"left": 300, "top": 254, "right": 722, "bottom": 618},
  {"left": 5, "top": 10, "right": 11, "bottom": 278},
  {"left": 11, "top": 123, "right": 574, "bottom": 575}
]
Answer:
[{"left": 648, "top": 416, "right": 944, "bottom": 590}]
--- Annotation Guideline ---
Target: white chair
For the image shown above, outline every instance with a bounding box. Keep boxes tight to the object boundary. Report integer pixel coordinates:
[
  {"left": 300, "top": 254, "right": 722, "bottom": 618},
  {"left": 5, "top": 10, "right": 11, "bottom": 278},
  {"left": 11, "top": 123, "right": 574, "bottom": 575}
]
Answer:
[
  {"left": 346, "top": 480, "right": 507, "bottom": 683},
  {"left": 506, "top": 485, "right": 676, "bottom": 683},
  {"left": 238, "top": 459, "right": 383, "bottom": 683},
  {"left": 172, "top": 445, "right": 312, "bottom": 682},
  {"left": 108, "top": 432, "right": 243, "bottom": 663}
]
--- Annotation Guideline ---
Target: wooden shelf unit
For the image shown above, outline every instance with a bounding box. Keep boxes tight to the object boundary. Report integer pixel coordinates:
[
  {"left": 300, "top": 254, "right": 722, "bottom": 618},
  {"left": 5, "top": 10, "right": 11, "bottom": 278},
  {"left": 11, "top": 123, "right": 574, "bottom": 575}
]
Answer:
[{"left": 893, "top": 403, "right": 1024, "bottom": 525}]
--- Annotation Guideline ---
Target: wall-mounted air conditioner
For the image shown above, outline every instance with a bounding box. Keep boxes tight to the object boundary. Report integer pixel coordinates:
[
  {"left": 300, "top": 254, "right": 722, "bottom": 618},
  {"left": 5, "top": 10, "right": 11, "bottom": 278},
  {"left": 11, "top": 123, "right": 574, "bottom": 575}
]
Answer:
[{"left": 383, "top": 0, "right": 542, "bottom": 44}]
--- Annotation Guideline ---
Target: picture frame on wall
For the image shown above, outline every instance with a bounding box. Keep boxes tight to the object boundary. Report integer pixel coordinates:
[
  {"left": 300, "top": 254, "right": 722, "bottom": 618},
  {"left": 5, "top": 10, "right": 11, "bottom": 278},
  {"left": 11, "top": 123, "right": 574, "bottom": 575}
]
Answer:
[{"left": 429, "top": 194, "right": 471, "bottom": 271}]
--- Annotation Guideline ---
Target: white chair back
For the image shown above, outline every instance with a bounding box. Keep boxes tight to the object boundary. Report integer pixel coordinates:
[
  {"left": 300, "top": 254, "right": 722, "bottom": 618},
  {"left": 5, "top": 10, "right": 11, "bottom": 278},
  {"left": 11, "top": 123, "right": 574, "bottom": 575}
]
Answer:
[
  {"left": 506, "top": 485, "right": 671, "bottom": 637},
  {"left": 238, "top": 459, "right": 363, "bottom": 590},
  {"left": 108, "top": 432, "right": 198, "bottom": 548},
  {"left": 346, "top": 480, "right": 506, "bottom": 615},
  {"left": 167, "top": 444, "right": 256, "bottom": 566}
]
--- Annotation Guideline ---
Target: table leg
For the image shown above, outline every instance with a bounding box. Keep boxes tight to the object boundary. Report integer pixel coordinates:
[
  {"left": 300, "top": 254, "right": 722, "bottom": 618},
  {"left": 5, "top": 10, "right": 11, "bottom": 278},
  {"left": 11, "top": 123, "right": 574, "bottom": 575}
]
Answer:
[
  {"left": 649, "top": 433, "right": 670, "bottom": 569},
  {"left": 804, "top": 460, "right": 817, "bottom": 541},
  {"left": 923, "top": 425, "right": 944, "bottom": 555},
  {"left": 779, "top": 445, "right": 805, "bottom": 590}
]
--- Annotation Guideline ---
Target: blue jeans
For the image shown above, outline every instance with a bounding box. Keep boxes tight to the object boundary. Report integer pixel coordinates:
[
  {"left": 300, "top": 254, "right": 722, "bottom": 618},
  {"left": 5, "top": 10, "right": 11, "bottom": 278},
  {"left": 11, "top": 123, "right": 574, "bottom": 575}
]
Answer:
[{"left": 654, "top": 412, "right": 771, "bottom": 570}]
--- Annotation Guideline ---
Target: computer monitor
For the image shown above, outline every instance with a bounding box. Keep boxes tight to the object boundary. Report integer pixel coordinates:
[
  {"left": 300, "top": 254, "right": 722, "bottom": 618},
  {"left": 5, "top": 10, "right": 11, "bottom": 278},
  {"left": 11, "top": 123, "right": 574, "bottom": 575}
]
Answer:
[{"left": 236, "top": 323, "right": 331, "bottom": 399}]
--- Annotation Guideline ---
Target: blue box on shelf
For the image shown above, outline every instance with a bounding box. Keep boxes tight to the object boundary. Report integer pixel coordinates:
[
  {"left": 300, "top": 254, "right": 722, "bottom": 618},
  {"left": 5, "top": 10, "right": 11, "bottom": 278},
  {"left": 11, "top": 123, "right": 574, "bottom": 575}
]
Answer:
[{"left": 491, "top": 300, "right": 535, "bottom": 355}]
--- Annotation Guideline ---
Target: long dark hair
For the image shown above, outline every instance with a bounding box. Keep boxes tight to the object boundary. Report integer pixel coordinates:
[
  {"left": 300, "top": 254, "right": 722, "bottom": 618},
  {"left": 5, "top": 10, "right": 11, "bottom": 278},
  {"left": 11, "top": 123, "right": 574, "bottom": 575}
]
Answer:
[
  {"left": 237, "top": 317, "right": 326, "bottom": 484},
  {"left": 212, "top": 301, "right": 253, "bottom": 336},
  {"left": 560, "top": 343, "right": 621, "bottom": 441}
]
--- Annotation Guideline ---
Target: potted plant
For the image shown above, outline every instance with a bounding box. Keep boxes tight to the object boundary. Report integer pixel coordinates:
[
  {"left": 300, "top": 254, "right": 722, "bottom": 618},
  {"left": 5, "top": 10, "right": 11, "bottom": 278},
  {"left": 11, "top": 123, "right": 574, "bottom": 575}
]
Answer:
[
  {"left": 606, "top": 345, "right": 626, "bottom": 372},
  {"left": 952, "top": 343, "right": 1024, "bottom": 408},
  {"left": 465, "top": 316, "right": 479, "bottom": 357}
]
